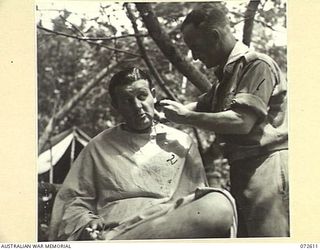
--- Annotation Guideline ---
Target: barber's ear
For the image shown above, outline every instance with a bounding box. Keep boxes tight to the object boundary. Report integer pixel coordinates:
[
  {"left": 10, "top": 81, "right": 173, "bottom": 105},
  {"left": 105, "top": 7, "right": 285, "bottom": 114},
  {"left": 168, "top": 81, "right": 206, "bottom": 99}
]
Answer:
[
  {"left": 111, "top": 100, "right": 118, "bottom": 110},
  {"left": 151, "top": 88, "right": 157, "bottom": 103},
  {"left": 206, "top": 29, "right": 221, "bottom": 42}
]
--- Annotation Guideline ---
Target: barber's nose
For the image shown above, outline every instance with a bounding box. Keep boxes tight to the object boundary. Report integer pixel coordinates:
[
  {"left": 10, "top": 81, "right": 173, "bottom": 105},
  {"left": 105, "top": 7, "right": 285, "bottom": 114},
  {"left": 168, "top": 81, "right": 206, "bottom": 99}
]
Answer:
[{"left": 192, "top": 50, "right": 199, "bottom": 60}]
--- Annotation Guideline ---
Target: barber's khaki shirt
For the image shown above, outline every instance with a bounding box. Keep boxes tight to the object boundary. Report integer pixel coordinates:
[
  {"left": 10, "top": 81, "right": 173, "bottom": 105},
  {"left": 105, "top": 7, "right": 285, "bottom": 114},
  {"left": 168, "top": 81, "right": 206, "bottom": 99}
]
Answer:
[{"left": 197, "top": 42, "right": 288, "bottom": 162}]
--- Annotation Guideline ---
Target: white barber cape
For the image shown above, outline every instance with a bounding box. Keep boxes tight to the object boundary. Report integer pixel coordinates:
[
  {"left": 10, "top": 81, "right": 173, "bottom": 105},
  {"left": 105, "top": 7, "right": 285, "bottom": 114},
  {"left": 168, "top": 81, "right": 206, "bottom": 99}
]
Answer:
[{"left": 49, "top": 123, "right": 237, "bottom": 240}]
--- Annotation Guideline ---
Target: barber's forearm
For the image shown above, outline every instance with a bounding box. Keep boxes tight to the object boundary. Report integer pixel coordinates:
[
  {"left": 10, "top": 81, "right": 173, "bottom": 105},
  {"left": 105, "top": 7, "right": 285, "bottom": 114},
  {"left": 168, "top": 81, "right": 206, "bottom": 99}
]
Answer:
[
  {"left": 184, "top": 110, "right": 251, "bottom": 134},
  {"left": 160, "top": 99, "right": 256, "bottom": 134}
]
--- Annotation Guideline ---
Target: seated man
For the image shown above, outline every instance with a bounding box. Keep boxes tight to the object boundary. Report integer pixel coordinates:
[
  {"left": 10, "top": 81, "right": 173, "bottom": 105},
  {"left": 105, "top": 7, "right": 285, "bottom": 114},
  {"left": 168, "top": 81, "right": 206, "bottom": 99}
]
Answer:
[{"left": 48, "top": 68, "right": 237, "bottom": 241}]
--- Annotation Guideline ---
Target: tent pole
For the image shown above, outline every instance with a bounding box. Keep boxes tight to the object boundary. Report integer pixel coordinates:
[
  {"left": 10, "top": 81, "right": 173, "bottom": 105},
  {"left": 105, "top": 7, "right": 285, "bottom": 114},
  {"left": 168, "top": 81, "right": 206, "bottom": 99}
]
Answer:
[
  {"left": 49, "top": 140, "right": 53, "bottom": 184},
  {"left": 70, "top": 130, "right": 76, "bottom": 167}
]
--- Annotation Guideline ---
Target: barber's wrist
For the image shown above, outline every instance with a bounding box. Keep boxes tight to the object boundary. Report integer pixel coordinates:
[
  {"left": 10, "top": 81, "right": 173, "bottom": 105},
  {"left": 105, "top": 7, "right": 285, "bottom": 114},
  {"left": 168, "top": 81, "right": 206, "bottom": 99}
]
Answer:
[{"left": 184, "top": 110, "right": 197, "bottom": 125}]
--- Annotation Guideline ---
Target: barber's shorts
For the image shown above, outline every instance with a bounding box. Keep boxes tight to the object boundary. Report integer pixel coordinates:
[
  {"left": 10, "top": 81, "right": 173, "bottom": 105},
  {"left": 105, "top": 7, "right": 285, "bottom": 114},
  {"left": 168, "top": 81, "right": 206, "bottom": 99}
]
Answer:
[{"left": 230, "top": 150, "right": 289, "bottom": 237}]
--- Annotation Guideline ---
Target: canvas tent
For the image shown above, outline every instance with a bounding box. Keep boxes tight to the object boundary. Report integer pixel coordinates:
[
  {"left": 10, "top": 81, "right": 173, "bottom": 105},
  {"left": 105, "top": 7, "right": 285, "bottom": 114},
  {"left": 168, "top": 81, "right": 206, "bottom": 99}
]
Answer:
[{"left": 38, "top": 127, "right": 91, "bottom": 184}]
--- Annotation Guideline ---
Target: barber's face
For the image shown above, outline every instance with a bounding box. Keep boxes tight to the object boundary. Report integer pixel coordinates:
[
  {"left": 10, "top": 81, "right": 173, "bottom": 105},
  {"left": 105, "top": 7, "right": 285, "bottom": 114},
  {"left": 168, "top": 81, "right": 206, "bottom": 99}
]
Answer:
[
  {"left": 182, "top": 23, "right": 221, "bottom": 68},
  {"left": 113, "top": 79, "right": 155, "bottom": 133}
]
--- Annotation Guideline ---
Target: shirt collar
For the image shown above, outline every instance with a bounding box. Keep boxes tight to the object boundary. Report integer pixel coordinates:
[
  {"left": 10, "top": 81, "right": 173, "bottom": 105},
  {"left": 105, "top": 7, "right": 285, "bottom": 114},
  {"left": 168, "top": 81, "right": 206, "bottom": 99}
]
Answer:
[
  {"left": 215, "top": 41, "right": 250, "bottom": 78},
  {"left": 225, "top": 41, "right": 249, "bottom": 68}
]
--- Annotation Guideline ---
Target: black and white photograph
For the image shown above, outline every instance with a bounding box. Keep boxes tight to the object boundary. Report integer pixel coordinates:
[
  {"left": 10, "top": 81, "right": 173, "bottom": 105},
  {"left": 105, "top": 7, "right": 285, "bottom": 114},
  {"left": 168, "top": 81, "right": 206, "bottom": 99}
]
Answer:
[{"left": 36, "top": 0, "right": 289, "bottom": 242}]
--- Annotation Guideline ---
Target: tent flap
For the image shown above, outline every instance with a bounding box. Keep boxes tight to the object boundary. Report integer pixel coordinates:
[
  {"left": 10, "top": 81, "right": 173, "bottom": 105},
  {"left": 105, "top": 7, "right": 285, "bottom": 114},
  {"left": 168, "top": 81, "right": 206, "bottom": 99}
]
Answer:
[{"left": 38, "top": 128, "right": 90, "bottom": 175}]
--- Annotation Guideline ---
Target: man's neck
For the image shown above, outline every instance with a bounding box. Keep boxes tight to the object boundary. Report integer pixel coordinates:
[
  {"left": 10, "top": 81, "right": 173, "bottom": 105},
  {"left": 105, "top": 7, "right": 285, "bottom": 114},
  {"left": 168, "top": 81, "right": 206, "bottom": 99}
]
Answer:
[
  {"left": 122, "top": 123, "right": 153, "bottom": 134},
  {"left": 219, "top": 36, "right": 237, "bottom": 68}
]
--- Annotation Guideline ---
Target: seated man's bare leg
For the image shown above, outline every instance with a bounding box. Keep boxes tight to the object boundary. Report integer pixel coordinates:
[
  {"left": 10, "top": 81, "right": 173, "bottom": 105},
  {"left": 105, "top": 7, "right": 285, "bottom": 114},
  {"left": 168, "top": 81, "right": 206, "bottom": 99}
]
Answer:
[{"left": 113, "top": 192, "right": 234, "bottom": 240}]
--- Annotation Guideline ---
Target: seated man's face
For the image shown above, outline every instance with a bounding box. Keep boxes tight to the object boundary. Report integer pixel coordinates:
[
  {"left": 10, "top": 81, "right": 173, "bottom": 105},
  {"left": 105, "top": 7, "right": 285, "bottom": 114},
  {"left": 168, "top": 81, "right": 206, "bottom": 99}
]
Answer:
[{"left": 113, "top": 79, "right": 155, "bottom": 133}]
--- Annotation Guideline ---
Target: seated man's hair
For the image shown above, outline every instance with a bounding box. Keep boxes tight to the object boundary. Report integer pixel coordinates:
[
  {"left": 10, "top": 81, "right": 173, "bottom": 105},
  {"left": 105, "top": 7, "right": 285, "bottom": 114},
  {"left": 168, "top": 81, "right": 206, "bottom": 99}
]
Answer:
[
  {"left": 109, "top": 67, "right": 153, "bottom": 101},
  {"left": 181, "top": 2, "right": 229, "bottom": 33}
]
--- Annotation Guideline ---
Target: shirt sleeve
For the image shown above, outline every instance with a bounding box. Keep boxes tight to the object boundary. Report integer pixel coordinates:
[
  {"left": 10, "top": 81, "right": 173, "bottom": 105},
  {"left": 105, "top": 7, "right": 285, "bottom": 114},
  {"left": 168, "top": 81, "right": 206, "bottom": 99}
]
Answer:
[{"left": 231, "top": 60, "right": 276, "bottom": 118}]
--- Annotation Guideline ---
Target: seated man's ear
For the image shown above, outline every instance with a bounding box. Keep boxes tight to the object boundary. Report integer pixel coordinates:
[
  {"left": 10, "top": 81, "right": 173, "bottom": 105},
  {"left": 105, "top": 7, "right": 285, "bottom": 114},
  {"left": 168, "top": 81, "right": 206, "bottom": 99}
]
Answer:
[
  {"left": 151, "top": 88, "right": 157, "bottom": 103},
  {"left": 211, "top": 29, "right": 220, "bottom": 41}
]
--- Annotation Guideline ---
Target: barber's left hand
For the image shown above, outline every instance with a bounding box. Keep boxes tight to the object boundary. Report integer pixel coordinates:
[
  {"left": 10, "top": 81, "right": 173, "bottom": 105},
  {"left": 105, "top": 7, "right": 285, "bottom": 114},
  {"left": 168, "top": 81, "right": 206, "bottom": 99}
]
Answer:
[{"left": 159, "top": 99, "right": 190, "bottom": 124}]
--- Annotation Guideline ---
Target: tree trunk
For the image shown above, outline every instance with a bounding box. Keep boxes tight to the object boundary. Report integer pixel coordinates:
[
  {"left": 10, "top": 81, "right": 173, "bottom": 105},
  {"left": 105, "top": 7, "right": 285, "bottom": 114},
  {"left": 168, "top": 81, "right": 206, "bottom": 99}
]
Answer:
[
  {"left": 135, "top": 3, "right": 211, "bottom": 93},
  {"left": 125, "top": 3, "right": 178, "bottom": 101},
  {"left": 243, "top": 0, "right": 261, "bottom": 47},
  {"left": 38, "top": 62, "right": 117, "bottom": 153}
]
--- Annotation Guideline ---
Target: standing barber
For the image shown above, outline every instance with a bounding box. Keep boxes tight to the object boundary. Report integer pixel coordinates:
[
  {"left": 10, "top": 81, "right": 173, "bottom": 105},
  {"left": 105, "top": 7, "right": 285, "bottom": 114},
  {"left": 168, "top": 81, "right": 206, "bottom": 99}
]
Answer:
[{"left": 161, "top": 3, "right": 289, "bottom": 237}]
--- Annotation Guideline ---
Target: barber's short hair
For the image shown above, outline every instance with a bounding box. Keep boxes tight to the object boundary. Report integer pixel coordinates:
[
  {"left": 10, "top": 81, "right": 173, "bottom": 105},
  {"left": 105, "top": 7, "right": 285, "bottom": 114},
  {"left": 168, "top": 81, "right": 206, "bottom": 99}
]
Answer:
[
  {"left": 109, "top": 67, "right": 153, "bottom": 101},
  {"left": 181, "top": 2, "right": 229, "bottom": 33}
]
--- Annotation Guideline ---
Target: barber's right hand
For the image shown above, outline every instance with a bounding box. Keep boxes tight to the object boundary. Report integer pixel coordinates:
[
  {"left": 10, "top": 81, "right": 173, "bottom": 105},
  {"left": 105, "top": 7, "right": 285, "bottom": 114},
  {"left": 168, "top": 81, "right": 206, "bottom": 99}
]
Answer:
[
  {"left": 80, "top": 218, "right": 105, "bottom": 240},
  {"left": 159, "top": 99, "right": 190, "bottom": 124}
]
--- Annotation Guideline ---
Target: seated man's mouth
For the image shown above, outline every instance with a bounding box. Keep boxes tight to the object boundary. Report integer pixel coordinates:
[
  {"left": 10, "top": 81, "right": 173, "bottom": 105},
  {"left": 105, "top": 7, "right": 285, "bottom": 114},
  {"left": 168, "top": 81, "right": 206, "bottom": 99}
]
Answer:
[{"left": 137, "top": 113, "right": 153, "bottom": 121}]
